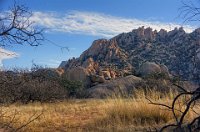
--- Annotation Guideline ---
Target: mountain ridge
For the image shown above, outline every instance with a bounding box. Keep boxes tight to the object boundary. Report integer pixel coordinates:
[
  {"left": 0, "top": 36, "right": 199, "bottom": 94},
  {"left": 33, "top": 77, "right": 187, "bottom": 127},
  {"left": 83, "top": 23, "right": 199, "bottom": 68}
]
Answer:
[{"left": 59, "top": 26, "right": 200, "bottom": 87}]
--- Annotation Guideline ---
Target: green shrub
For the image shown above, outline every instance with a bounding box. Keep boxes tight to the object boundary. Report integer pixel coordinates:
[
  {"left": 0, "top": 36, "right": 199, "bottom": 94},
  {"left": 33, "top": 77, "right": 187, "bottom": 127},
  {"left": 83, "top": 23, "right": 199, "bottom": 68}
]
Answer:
[{"left": 60, "top": 78, "right": 83, "bottom": 97}]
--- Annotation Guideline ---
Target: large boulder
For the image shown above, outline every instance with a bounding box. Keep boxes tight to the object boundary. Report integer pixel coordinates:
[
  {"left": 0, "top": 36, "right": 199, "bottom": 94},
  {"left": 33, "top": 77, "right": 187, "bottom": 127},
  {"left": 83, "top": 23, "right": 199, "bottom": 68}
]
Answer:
[
  {"left": 138, "top": 62, "right": 170, "bottom": 77},
  {"left": 65, "top": 66, "right": 91, "bottom": 87},
  {"left": 138, "top": 62, "right": 161, "bottom": 77},
  {"left": 85, "top": 75, "right": 142, "bottom": 98}
]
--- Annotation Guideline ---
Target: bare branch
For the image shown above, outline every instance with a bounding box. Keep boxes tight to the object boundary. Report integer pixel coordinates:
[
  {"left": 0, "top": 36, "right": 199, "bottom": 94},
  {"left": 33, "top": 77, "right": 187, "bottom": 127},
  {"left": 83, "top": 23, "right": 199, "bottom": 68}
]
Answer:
[{"left": 0, "top": 2, "right": 44, "bottom": 47}]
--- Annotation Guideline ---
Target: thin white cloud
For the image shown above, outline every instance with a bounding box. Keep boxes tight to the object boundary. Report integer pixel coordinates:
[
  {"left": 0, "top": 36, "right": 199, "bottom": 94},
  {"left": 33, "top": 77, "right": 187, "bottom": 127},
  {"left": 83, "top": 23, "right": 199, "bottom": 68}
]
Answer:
[
  {"left": 0, "top": 48, "right": 19, "bottom": 68},
  {"left": 31, "top": 11, "right": 195, "bottom": 37},
  {"left": 36, "top": 59, "right": 63, "bottom": 68}
]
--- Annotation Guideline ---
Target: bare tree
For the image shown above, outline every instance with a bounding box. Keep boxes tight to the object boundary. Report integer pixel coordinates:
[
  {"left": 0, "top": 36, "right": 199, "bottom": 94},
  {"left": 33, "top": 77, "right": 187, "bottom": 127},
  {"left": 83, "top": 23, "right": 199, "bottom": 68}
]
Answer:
[
  {"left": 0, "top": 2, "right": 44, "bottom": 47},
  {"left": 147, "top": 85, "right": 200, "bottom": 131},
  {"left": 179, "top": 0, "right": 200, "bottom": 23},
  {"left": 0, "top": 1, "right": 45, "bottom": 131},
  {"left": 146, "top": 1, "right": 200, "bottom": 131}
]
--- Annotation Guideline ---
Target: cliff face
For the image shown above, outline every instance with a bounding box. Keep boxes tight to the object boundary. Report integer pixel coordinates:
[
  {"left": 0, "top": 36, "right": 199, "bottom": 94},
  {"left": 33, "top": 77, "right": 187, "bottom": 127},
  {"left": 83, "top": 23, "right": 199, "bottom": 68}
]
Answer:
[{"left": 60, "top": 27, "right": 200, "bottom": 86}]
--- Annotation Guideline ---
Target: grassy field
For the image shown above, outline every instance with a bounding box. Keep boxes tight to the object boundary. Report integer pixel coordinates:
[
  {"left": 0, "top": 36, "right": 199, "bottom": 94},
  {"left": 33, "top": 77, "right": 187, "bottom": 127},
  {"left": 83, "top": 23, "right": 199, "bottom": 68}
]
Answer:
[{"left": 0, "top": 90, "right": 198, "bottom": 132}]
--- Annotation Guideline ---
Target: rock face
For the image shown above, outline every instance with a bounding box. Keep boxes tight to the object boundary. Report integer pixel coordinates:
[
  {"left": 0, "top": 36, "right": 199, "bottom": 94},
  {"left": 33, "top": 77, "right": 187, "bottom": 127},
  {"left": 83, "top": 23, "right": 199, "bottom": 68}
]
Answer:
[
  {"left": 62, "top": 39, "right": 132, "bottom": 87},
  {"left": 60, "top": 27, "right": 200, "bottom": 87}
]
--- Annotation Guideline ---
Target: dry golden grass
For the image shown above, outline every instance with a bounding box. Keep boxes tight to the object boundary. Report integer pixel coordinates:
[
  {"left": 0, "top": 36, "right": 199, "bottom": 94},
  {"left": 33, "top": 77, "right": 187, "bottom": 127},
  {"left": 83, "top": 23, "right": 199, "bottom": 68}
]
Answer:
[{"left": 0, "top": 89, "right": 198, "bottom": 132}]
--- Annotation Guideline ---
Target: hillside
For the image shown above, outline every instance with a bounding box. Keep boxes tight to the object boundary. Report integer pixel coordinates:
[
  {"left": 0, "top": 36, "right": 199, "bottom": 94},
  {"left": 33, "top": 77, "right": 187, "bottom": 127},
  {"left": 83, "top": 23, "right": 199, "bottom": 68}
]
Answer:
[{"left": 59, "top": 27, "right": 200, "bottom": 91}]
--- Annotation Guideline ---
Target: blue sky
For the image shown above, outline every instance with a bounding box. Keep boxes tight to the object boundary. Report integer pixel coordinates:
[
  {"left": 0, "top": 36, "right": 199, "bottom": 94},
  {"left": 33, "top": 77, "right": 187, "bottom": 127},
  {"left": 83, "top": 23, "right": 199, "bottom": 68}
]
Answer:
[{"left": 0, "top": 0, "right": 198, "bottom": 69}]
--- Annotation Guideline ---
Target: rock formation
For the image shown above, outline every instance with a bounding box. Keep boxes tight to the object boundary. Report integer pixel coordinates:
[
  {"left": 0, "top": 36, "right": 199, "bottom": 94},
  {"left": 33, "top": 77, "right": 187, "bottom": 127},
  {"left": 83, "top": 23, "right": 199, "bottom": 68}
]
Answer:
[
  {"left": 85, "top": 75, "right": 142, "bottom": 98},
  {"left": 138, "top": 62, "right": 162, "bottom": 77},
  {"left": 59, "top": 27, "right": 200, "bottom": 88}
]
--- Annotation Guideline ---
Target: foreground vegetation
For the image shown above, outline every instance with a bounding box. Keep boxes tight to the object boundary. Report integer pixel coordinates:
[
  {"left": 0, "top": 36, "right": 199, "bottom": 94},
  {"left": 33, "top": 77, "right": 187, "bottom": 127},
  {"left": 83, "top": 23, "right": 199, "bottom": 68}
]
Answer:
[
  {"left": 0, "top": 68, "right": 199, "bottom": 131},
  {"left": 0, "top": 89, "right": 198, "bottom": 132},
  {"left": 0, "top": 67, "right": 84, "bottom": 104}
]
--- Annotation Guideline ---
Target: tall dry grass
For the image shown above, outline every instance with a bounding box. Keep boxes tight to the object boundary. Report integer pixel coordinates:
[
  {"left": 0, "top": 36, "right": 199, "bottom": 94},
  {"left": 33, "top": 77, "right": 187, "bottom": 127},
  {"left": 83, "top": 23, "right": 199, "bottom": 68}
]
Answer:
[{"left": 0, "top": 89, "right": 198, "bottom": 131}]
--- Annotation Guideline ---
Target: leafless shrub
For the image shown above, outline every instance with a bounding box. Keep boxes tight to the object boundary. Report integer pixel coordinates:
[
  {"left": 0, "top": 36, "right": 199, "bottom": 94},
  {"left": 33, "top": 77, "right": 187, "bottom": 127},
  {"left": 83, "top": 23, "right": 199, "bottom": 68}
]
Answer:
[{"left": 0, "top": 68, "right": 68, "bottom": 103}]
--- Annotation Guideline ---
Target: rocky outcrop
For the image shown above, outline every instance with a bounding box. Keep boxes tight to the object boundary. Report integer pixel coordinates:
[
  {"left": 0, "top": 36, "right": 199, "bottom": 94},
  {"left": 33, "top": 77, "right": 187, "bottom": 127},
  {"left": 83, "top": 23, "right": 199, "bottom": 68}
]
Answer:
[
  {"left": 60, "top": 27, "right": 200, "bottom": 88},
  {"left": 62, "top": 38, "right": 133, "bottom": 87}
]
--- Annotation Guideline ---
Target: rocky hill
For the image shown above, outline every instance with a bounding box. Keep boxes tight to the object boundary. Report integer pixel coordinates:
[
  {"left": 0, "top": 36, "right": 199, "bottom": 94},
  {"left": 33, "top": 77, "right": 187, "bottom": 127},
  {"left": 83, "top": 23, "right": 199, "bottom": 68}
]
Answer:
[{"left": 59, "top": 27, "right": 200, "bottom": 91}]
